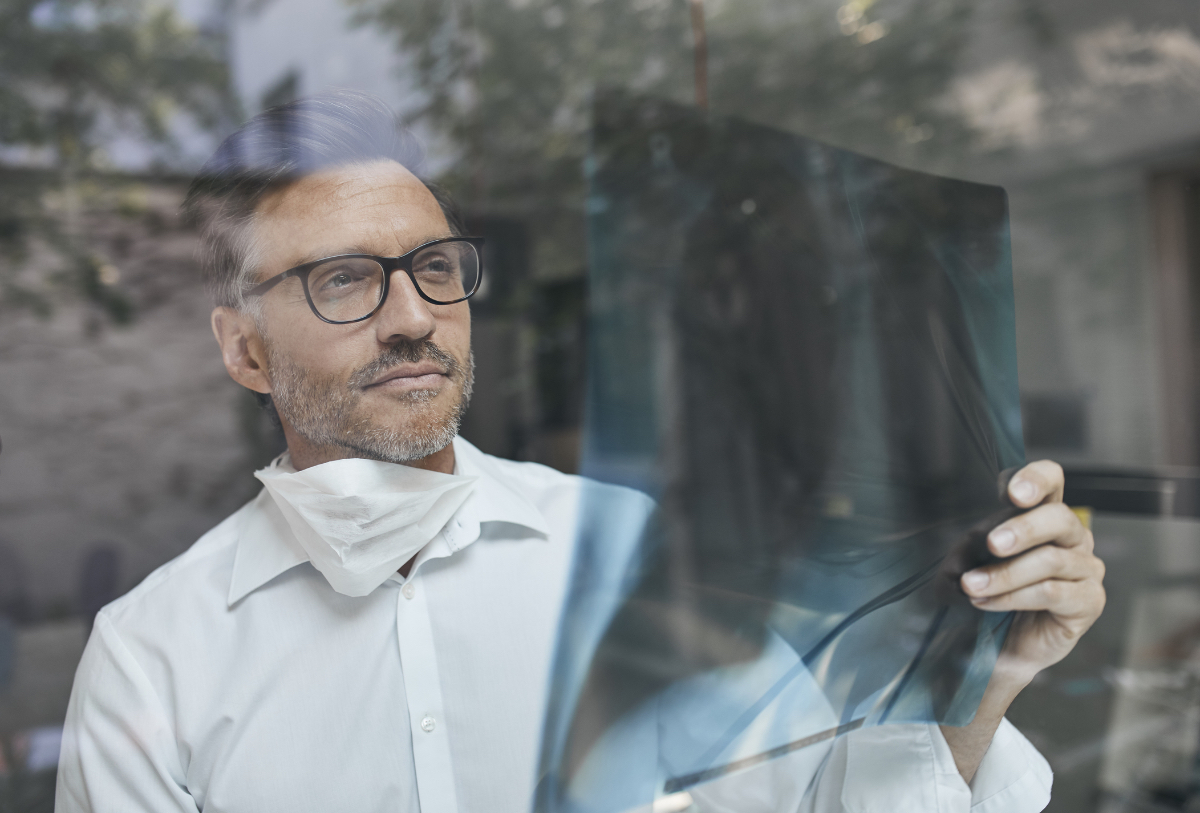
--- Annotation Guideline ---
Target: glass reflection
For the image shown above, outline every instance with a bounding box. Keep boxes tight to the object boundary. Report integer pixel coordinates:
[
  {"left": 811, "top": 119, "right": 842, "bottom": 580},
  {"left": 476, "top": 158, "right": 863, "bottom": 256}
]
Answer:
[{"left": 1, "top": 1, "right": 1200, "bottom": 811}]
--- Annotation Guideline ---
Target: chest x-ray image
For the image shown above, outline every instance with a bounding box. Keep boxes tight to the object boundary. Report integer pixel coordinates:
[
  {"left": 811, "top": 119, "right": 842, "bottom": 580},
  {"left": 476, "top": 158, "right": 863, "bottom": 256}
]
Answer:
[{"left": 535, "top": 92, "right": 1027, "bottom": 812}]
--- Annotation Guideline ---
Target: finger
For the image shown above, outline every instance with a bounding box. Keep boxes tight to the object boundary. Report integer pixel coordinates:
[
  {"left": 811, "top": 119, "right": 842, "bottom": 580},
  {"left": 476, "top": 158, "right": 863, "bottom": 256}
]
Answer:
[
  {"left": 988, "top": 502, "right": 1092, "bottom": 558},
  {"left": 970, "top": 577, "right": 1106, "bottom": 622},
  {"left": 962, "top": 544, "right": 1104, "bottom": 598},
  {"left": 1008, "top": 460, "right": 1065, "bottom": 507}
]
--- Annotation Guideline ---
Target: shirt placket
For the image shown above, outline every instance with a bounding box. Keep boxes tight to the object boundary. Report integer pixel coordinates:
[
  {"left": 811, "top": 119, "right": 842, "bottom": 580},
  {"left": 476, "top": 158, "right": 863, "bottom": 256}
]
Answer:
[{"left": 396, "top": 532, "right": 460, "bottom": 813}]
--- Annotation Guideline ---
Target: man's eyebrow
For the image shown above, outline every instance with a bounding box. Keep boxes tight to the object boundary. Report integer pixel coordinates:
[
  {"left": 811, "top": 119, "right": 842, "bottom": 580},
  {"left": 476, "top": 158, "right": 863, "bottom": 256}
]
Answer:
[
  {"left": 287, "top": 246, "right": 377, "bottom": 267},
  {"left": 287, "top": 235, "right": 457, "bottom": 268}
]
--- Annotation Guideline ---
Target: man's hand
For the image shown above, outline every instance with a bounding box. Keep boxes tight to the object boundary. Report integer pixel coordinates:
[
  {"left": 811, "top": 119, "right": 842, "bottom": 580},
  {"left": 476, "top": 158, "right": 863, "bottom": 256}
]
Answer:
[
  {"left": 940, "top": 459, "right": 1106, "bottom": 783},
  {"left": 962, "top": 459, "right": 1106, "bottom": 684}
]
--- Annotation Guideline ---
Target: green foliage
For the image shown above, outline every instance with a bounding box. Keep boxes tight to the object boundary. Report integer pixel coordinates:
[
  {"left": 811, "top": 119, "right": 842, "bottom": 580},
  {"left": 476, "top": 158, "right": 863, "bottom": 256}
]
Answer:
[
  {"left": 706, "top": 0, "right": 976, "bottom": 161},
  {"left": 0, "top": 0, "right": 232, "bottom": 162},
  {"left": 350, "top": 0, "right": 978, "bottom": 281},
  {"left": 0, "top": 0, "right": 235, "bottom": 322},
  {"left": 352, "top": 0, "right": 696, "bottom": 278}
]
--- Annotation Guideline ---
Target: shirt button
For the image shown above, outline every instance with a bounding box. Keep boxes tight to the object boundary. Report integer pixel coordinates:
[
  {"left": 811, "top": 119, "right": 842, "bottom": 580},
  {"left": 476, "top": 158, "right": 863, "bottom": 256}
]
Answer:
[
  {"left": 420, "top": 716, "right": 436, "bottom": 733},
  {"left": 402, "top": 583, "right": 415, "bottom": 600}
]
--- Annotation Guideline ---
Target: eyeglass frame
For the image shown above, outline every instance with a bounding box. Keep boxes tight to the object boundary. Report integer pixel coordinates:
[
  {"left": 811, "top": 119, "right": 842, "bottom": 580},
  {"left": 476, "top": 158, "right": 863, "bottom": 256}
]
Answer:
[{"left": 243, "top": 236, "right": 487, "bottom": 325}]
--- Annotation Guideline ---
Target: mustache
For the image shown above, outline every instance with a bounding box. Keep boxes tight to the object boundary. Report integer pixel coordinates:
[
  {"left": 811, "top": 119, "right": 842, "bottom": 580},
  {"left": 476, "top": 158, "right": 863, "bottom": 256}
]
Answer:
[{"left": 349, "top": 340, "right": 463, "bottom": 389}]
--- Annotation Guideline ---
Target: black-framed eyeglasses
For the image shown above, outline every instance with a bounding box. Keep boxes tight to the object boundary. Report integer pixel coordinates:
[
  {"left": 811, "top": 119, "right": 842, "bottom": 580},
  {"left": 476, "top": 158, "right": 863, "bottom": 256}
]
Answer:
[{"left": 245, "top": 236, "right": 485, "bottom": 324}]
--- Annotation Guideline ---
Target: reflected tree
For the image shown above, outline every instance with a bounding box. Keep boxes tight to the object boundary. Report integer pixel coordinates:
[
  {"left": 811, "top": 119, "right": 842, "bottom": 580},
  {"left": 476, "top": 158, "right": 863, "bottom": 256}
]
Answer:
[
  {"left": 351, "top": 0, "right": 980, "bottom": 455},
  {"left": 707, "top": 0, "right": 976, "bottom": 162},
  {"left": 350, "top": 0, "right": 978, "bottom": 280},
  {"left": 351, "top": 0, "right": 694, "bottom": 277},
  {"left": 0, "top": 0, "right": 235, "bottom": 322}
]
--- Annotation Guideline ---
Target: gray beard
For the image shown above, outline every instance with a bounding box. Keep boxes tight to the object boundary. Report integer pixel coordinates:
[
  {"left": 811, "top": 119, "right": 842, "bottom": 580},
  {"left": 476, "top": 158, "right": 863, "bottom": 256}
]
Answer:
[{"left": 266, "top": 338, "right": 475, "bottom": 464}]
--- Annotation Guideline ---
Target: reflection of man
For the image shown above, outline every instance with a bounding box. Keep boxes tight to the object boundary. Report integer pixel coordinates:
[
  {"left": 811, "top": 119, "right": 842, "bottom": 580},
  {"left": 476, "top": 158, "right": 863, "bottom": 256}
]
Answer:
[{"left": 56, "top": 91, "right": 1104, "bottom": 812}]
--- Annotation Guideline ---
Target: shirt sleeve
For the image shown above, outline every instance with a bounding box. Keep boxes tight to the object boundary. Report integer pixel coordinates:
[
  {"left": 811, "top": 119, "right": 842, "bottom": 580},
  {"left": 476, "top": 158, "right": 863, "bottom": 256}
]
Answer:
[
  {"left": 797, "top": 720, "right": 1052, "bottom": 813},
  {"left": 55, "top": 613, "right": 198, "bottom": 813}
]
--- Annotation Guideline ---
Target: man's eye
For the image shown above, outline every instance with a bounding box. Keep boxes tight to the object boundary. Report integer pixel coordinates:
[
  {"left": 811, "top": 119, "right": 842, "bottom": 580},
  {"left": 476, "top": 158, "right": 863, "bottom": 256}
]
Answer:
[
  {"left": 416, "top": 258, "right": 453, "bottom": 275},
  {"left": 317, "top": 268, "right": 368, "bottom": 290}
]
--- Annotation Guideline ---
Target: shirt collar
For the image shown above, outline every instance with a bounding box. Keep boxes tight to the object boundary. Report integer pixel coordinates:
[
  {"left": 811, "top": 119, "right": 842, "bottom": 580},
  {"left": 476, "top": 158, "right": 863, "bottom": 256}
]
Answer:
[
  {"left": 227, "top": 436, "right": 549, "bottom": 606},
  {"left": 452, "top": 435, "right": 551, "bottom": 537}
]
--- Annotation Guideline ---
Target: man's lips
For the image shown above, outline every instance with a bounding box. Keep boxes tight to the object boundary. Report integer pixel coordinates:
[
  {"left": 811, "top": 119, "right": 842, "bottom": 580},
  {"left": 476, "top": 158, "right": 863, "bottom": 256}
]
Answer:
[{"left": 364, "top": 363, "right": 450, "bottom": 390}]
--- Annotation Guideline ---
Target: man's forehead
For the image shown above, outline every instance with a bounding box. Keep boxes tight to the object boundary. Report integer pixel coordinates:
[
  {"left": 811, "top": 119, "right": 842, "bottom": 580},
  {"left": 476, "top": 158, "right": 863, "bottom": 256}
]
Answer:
[
  {"left": 258, "top": 159, "right": 432, "bottom": 216},
  {"left": 252, "top": 159, "right": 449, "bottom": 268}
]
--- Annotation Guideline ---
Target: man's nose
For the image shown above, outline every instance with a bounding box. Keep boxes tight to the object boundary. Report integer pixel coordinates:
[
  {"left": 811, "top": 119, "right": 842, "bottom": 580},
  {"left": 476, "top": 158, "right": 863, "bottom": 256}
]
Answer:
[{"left": 373, "top": 270, "right": 436, "bottom": 343}]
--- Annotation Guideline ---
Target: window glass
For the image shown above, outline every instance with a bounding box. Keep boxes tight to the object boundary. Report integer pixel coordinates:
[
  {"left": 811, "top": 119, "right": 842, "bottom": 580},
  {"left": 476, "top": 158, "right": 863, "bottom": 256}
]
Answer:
[{"left": 1, "top": 1, "right": 1197, "bottom": 810}]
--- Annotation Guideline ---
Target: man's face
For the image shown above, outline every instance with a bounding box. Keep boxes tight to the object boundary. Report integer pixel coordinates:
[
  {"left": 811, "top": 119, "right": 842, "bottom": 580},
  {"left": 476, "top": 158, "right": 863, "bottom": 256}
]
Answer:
[{"left": 248, "top": 159, "right": 473, "bottom": 465}]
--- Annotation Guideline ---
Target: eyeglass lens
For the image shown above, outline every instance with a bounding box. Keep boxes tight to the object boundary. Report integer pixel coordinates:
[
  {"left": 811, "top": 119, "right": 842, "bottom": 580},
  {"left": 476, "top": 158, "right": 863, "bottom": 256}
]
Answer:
[{"left": 307, "top": 241, "right": 480, "bottom": 322}]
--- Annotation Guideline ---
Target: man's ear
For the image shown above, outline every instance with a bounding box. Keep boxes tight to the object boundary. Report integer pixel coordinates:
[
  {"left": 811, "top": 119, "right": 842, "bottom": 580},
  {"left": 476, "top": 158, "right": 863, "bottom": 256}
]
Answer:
[{"left": 211, "top": 306, "right": 272, "bottom": 394}]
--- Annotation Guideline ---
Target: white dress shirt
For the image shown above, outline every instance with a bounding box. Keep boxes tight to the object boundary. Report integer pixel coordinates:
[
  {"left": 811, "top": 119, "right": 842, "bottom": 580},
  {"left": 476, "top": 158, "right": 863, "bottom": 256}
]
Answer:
[{"left": 56, "top": 437, "right": 1052, "bottom": 813}]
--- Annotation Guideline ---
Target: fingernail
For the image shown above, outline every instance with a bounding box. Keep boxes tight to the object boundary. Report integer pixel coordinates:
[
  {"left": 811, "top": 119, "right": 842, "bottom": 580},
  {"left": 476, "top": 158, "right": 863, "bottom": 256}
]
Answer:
[
  {"left": 970, "top": 595, "right": 991, "bottom": 606},
  {"left": 1012, "top": 480, "right": 1037, "bottom": 504},
  {"left": 991, "top": 528, "right": 1016, "bottom": 554},
  {"left": 963, "top": 571, "right": 989, "bottom": 591}
]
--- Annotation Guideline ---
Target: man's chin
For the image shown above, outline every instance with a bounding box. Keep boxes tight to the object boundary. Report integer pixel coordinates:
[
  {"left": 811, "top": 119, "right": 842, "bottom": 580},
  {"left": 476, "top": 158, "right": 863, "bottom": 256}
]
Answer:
[
  {"left": 343, "top": 390, "right": 464, "bottom": 451},
  {"left": 338, "top": 436, "right": 455, "bottom": 466},
  {"left": 319, "top": 418, "right": 457, "bottom": 465}
]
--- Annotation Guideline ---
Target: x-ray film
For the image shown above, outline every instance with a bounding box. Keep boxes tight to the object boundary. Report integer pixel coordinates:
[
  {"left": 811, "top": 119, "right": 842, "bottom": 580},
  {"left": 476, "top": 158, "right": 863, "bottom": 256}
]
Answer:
[{"left": 535, "top": 92, "right": 1025, "bottom": 812}]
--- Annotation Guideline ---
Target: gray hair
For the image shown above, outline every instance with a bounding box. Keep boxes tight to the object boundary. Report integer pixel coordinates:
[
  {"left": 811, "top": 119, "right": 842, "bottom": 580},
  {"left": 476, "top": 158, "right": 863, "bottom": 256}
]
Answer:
[{"left": 183, "top": 89, "right": 464, "bottom": 311}]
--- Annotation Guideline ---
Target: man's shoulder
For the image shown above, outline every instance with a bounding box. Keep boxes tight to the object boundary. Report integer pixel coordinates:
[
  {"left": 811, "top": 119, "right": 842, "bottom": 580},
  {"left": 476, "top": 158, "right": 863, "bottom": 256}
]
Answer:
[
  {"left": 460, "top": 439, "right": 656, "bottom": 538},
  {"left": 99, "top": 496, "right": 257, "bottom": 629},
  {"left": 459, "top": 438, "right": 652, "bottom": 508},
  {"left": 472, "top": 446, "right": 579, "bottom": 493}
]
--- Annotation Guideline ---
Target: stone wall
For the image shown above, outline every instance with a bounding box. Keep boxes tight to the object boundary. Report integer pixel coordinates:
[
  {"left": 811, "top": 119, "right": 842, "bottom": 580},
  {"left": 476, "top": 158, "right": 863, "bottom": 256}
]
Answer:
[{"left": 0, "top": 173, "right": 279, "bottom": 615}]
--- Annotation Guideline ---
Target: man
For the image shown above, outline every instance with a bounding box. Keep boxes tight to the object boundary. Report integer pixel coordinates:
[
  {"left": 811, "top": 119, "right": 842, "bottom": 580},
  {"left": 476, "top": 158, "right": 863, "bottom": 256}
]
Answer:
[{"left": 56, "top": 91, "right": 1104, "bottom": 812}]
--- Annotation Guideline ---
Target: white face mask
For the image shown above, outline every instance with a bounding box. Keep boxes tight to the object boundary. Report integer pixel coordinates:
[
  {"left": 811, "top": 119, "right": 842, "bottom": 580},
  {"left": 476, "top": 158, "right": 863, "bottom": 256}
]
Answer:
[{"left": 255, "top": 456, "right": 478, "bottom": 597}]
